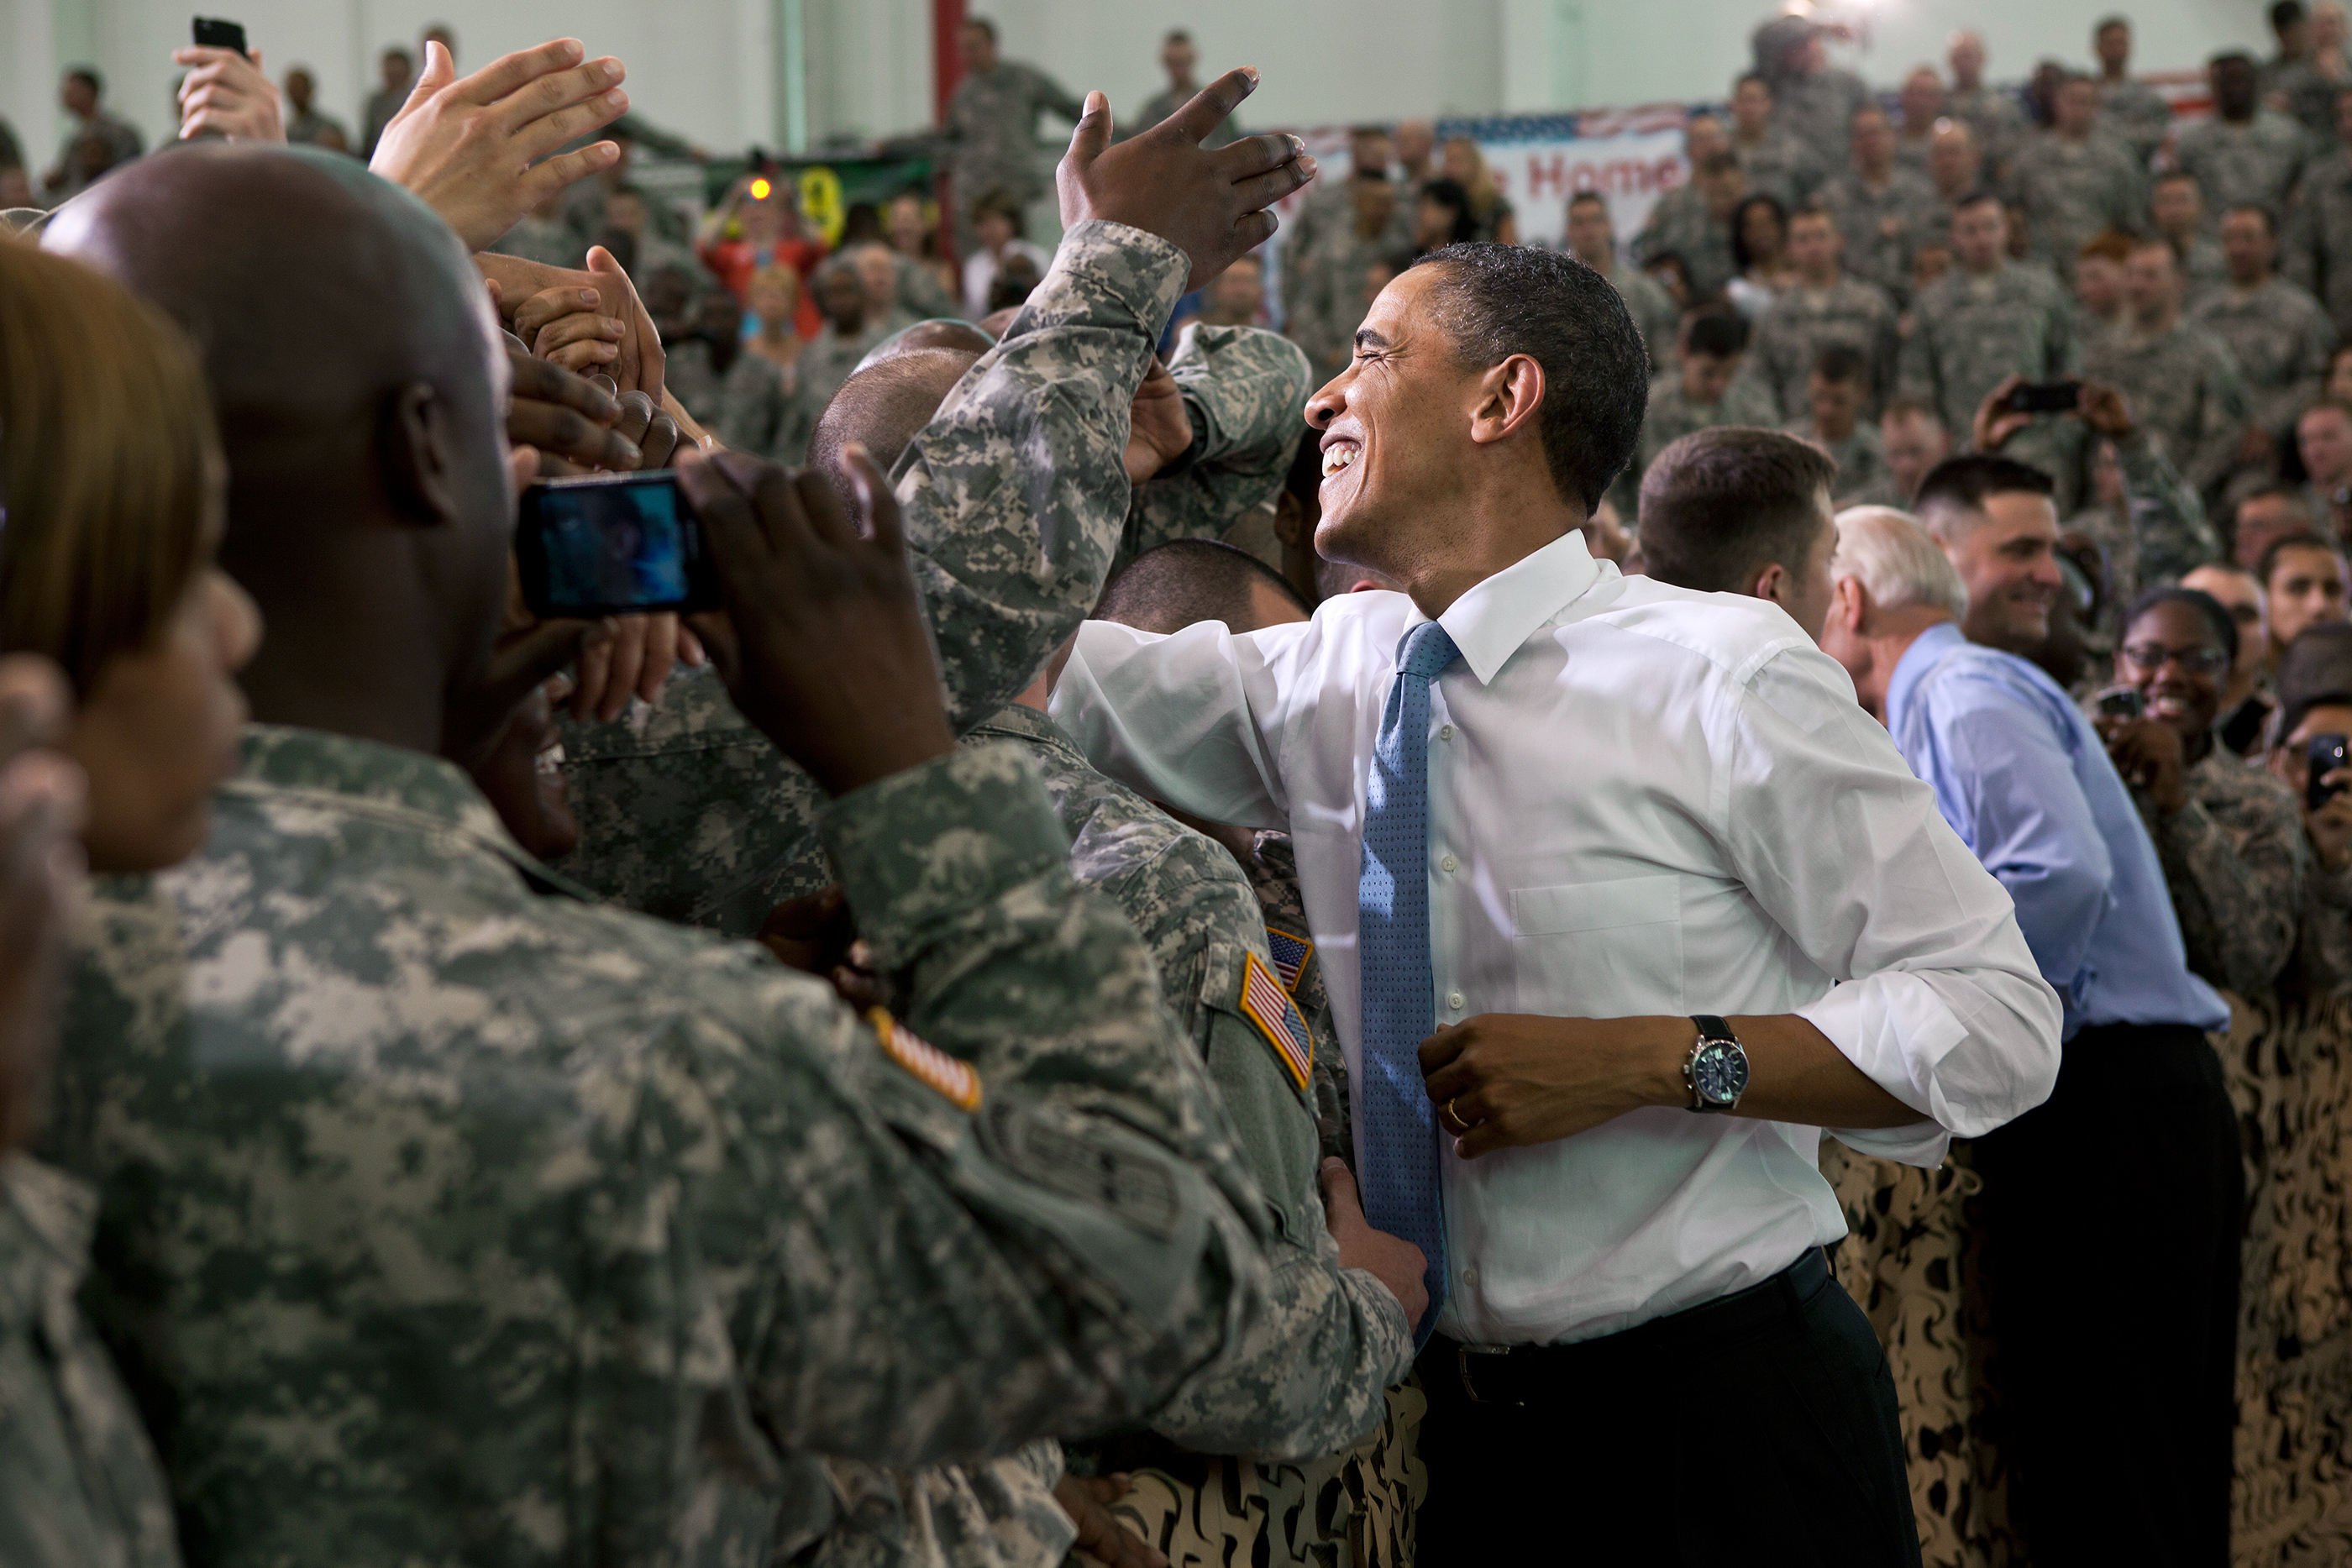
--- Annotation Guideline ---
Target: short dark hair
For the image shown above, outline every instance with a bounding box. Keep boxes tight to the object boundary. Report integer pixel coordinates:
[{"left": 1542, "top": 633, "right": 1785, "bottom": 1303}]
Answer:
[
  {"left": 1637, "top": 428, "right": 1837, "bottom": 598},
  {"left": 1407, "top": 242, "right": 1650, "bottom": 512},
  {"left": 2211, "top": 50, "right": 2258, "bottom": 71},
  {"left": 2276, "top": 621, "right": 2352, "bottom": 740},
  {"left": 1095, "top": 539, "right": 1311, "bottom": 636},
  {"left": 970, "top": 186, "right": 1025, "bottom": 228},
  {"left": 2276, "top": 1, "right": 2309, "bottom": 32},
  {"left": 1685, "top": 309, "right": 1750, "bottom": 359},
  {"left": 2095, "top": 14, "right": 2131, "bottom": 34},
  {"left": 65, "top": 66, "right": 102, "bottom": 95},
  {"left": 1568, "top": 190, "right": 1609, "bottom": 213},
  {"left": 1734, "top": 71, "right": 1772, "bottom": 95},
  {"left": 1915, "top": 454, "right": 2056, "bottom": 522},
  {"left": 1163, "top": 28, "right": 1192, "bottom": 45},
  {"left": 2223, "top": 202, "right": 2279, "bottom": 236},
  {"left": 2259, "top": 529, "right": 2346, "bottom": 590},
  {"left": 1420, "top": 178, "right": 1477, "bottom": 245},
  {"left": 963, "top": 16, "right": 998, "bottom": 39},
  {"left": 2124, "top": 585, "right": 2240, "bottom": 667},
  {"left": 809, "top": 347, "right": 979, "bottom": 507},
  {"left": 1697, "top": 149, "right": 1741, "bottom": 178},
  {"left": 1813, "top": 343, "right": 1866, "bottom": 384},
  {"left": 2154, "top": 168, "right": 2201, "bottom": 191}
]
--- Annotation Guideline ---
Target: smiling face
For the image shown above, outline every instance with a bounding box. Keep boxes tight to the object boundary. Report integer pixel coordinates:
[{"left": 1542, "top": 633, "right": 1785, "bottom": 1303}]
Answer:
[
  {"left": 1940, "top": 492, "right": 2064, "bottom": 649},
  {"left": 1304, "top": 265, "right": 1479, "bottom": 576},
  {"left": 2267, "top": 543, "right": 2350, "bottom": 652},
  {"left": 2118, "top": 599, "right": 2227, "bottom": 741}
]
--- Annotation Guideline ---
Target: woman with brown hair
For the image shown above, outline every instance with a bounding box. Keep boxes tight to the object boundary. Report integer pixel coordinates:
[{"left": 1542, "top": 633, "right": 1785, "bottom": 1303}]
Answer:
[
  {"left": 0, "top": 233, "right": 260, "bottom": 1568},
  {"left": 1441, "top": 134, "right": 1518, "bottom": 244}
]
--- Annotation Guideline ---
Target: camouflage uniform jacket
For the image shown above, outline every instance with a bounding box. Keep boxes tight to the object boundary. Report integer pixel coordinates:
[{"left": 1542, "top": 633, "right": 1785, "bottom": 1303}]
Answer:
[
  {"left": 44, "top": 729, "right": 1278, "bottom": 1568},
  {"left": 2143, "top": 746, "right": 2305, "bottom": 996},
  {"left": 2188, "top": 275, "right": 2338, "bottom": 438},
  {"left": 1731, "top": 127, "right": 1821, "bottom": 209},
  {"left": 555, "top": 219, "right": 1191, "bottom": 933},
  {"left": 1632, "top": 184, "right": 1735, "bottom": 305},
  {"left": 812, "top": 1444, "right": 1072, "bottom": 1568},
  {"left": 944, "top": 62, "right": 1086, "bottom": 205},
  {"left": 1289, "top": 221, "right": 1397, "bottom": 383},
  {"left": 967, "top": 704, "right": 1410, "bottom": 1459},
  {"left": 2172, "top": 112, "right": 2311, "bottom": 228},
  {"left": 1898, "top": 262, "right": 2079, "bottom": 446},
  {"left": 1616, "top": 369, "right": 1780, "bottom": 518},
  {"left": 2075, "top": 432, "right": 2221, "bottom": 600},
  {"left": 1121, "top": 323, "right": 1313, "bottom": 568},
  {"left": 2285, "top": 144, "right": 2352, "bottom": 334},
  {"left": 1786, "top": 417, "right": 1898, "bottom": 507},
  {"left": 2004, "top": 131, "right": 2147, "bottom": 284},
  {"left": 1950, "top": 85, "right": 2030, "bottom": 180},
  {"left": 1745, "top": 274, "right": 1901, "bottom": 418},
  {"left": 2082, "top": 317, "right": 2253, "bottom": 496},
  {"left": 1238, "top": 832, "right": 1349, "bottom": 1168},
  {"left": 1766, "top": 66, "right": 1869, "bottom": 163},
  {"left": 2295, "top": 853, "right": 2352, "bottom": 997},
  {"left": 664, "top": 340, "right": 811, "bottom": 463},
  {"left": 1814, "top": 165, "right": 1944, "bottom": 306},
  {"left": 2098, "top": 78, "right": 2176, "bottom": 165},
  {"left": 2176, "top": 233, "right": 2230, "bottom": 308},
  {"left": 1605, "top": 261, "right": 1683, "bottom": 375},
  {"left": 0, "top": 1156, "right": 180, "bottom": 1568}
]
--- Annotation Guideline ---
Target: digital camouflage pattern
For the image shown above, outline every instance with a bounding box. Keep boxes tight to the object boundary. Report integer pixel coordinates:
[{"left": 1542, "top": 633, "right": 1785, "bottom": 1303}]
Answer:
[
  {"left": 2172, "top": 112, "right": 2310, "bottom": 230},
  {"left": 2003, "top": 132, "right": 2146, "bottom": 284},
  {"left": 1744, "top": 274, "right": 1902, "bottom": 418},
  {"left": 0, "top": 1156, "right": 181, "bottom": 1568},
  {"left": 555, "top": 219, "right": 1191, "bottom": 935},
  {"left": 797, "top": 317, "right": 899, "bottom": 422},
  {"left": 2284, "top": 143, "right": 2352, "bottom": 335},
  {"left": 663, "top": 338, "right": 813, "bottom": 464},
  {"left": 42, "top": 728, "right": 1278, "bottom": 1568},
  {"left": 1788, "top": 417, "right": 1900, "bottom": 508},
  {"left": 2187, "top": 275, "right": 2337, "bottom": 439},
  {"left": 2098, "top": 79, "right": 2175, "bottom": 165},
  {"left": 1632, "top": 184, "right": 1735, "bottom": 306},
  {"left": 1624, "top": 367, "right": 1781, "bottom": 516},
  {"left": 968, "top": 704, "right": 1411, "bottom": 1460},
  {"left": 1764, "top": 66, "right": 1870, "bottom": 167},
  {"left": 2146, "top": 749, "right": 2306, "bottom": 998},
  {"left": 1605, "top": 263, "right": 1683, "bottom": 376},
  {"left": 1733, "top": 127, "right": 1822, "bottom": 210},
  {"left": 1814, "top": 165, "right": 1943, "bottom": 305},
  {"left": 2063, "top": 433, "right": 2220, "bottom": 611},
  {"left": 1121, "top": 323, "right": 1314, "bottom": 567},
  {"left": 1239, "top": 832, "right": 1350, "bottom": 1167},
  {"left": 1287, "top": 221, "right": 1399, "bottom": 383},
  {"left": 943, "top": 62, "right": 1087, "bottom": 212},
  {"left": 2082, "top": 318, "right": 2252, "bottom": 496},
  {"left": 1950, "top": 85, "right": 2031, "bottom": 181},
  {"left": 812, "top": 1444, "right": 1073, "bottom": 1568},
  {"left": 2174, "top": 233, "right": 2230, "bottom": 310},
  {"left": 1898, "top": 262, "right": 2079, "bottom": 455}
]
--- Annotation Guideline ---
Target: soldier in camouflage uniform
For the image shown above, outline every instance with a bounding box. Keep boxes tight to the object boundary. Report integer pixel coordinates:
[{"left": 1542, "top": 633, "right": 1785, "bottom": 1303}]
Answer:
[
  {"left": 1567, "top": 191, "right": 1681, "bottom": 375},
  {"left": 1288, "top": 170, "right": 1400, "bottom": 383},
  {"left": 942, "top": 18, "right": 1085, "bottom": 252},
  {"left": 1995, "top": 376, "right": 2219, "bottom": 600},
  {"left": 799, "top": 264, "right": 901, "bottom": 425},
  {"left": 2150, "top": 171, "right": 2231, "bottom": 307},
  {"left": 1743, "top": 205, "right": 1899, "bottom": 419},
  {"left": 1948, "top": 32, "right": 2031, "bottom": 181},
  {"left": 1121, "top": 323, "right": 1315, "bottom": 568},
  {"left": 1814, "top": 104, "right": 1943, "bottom": 307},
  {"left": 1786, "top": 344, "right": 1900, "bottom": 507},
  {"left": 2190, "top": 203, "right": 2337, "bottom": 452},
  {"left": 2173, "top": 52, "right": 2311, "bottom": 228},
  {"left": 2284, "top": 87, "right": 2352, "bottom": 334},
  {"left": 662, "top": 288, "right": 811, "bottom": 463},
  {"left": 1615, "top": 309, "right": 1777, "bottom": 520},
  {"left": 39, "top": 125, "right": 1320, "bottom": 1568},
  {"left": 1899, "top": 194, "right": 2083, "bottom": 507},
  {"left": 1632, "top": 150, "right": 1742, "bottom": 307},
  {"left": 1726, "top": 72, "right": 1819, "bottom": 209},
  {"left": 1753, "top": 14, "right": 1868, "bottom": 165},
  {"left": 2093, "top": 17, "right": 2176, "bottom": 165},
  {"left": 2086, "top": 237, "right": 2254, "bottom": 498},
  {"left": 2006, "top": 76, "right": 2148, "bottom": 286}
]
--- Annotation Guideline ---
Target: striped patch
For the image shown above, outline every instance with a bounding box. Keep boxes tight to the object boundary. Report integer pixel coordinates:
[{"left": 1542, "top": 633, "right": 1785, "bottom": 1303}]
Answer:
[
  {"left": 869, "top": 1007, "right": 981, "bottom": 1111},
  {"left": 1237, "top": 951, "right": 1313, "bottom": 1093},
  {"left": 1264, "top": 926, "right": 1315, "bottom": 994}
]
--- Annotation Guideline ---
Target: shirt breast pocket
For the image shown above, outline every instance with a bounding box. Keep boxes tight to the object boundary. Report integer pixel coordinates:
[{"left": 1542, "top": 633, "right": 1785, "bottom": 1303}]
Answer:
[{"left": 1508, "top": 874, "right": 1684, "bottom": 1015}]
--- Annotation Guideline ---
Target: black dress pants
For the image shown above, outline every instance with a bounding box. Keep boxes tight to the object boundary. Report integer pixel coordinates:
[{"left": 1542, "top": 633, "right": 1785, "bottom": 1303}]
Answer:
[
  {"left": 1967, "top": 1021, "right": 2243, "bottom": 1568},
  {"left": 1415, "top": 1248, "right": 1920, "bottom": 1565}
]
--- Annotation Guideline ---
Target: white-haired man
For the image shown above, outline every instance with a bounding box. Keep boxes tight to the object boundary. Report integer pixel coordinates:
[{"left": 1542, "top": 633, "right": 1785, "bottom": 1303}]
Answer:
[{"left": 1819, "top": 498, "right": 2239, "bottom": 1568}]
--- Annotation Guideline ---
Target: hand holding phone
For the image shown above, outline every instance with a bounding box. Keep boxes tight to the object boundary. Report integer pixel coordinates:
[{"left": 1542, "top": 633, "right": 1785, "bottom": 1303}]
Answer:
[
  {"left": 515, "top": 470, "right": 717, "bottom": 619},
  {"left": 2308, "top": 733, "right": 2349, "bottom": 813},
  {"left": 191, "top": 16, "right": 247, "bottom": 55},
  {"left": 2003, "top": 381, "right": 2082, "bottom": 416}
]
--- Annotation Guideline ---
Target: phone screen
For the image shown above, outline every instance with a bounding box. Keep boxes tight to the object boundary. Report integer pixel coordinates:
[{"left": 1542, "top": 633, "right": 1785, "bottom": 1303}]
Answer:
[
  {"left": 2309, "top": 733, "right": 2349, "bottom": 813},
  {"left": 2004, "top": 382, "right": 2080, "bottom": 415},
  {"left": 516, "top": 472, "right": 715, "bottom": 617}
]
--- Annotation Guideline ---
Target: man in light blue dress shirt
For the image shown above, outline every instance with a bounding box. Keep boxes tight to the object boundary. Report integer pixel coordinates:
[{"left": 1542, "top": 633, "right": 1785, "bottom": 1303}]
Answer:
[
  {"left": 1053, "top": 242, "right": 2062, "bottom": 1564},
  {"left": 1820, "top": 484, "right": 2240, "bottom": 1568}
]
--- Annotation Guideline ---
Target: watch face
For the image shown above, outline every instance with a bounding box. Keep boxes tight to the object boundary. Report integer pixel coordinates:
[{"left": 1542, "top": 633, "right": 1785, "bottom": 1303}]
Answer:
[{"left": 1693, "top": 1040, "right": 1750, "bottom": 1104}]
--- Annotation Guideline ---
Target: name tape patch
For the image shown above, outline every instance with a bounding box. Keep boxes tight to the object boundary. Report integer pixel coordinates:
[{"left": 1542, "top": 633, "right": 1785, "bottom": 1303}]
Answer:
[
  {"left": 1264, "top": 926, "right": 1314, "bottom": 994},
  {"left": 869, "top": 1007, "right": 982, "bottom": 1111},
  {"left": 1237, "top": 951, "right": 1314, "bottom": 1093}
]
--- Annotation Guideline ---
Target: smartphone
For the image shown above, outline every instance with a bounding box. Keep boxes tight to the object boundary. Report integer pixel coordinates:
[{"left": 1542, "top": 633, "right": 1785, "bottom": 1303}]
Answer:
[
  {"left": 2093, "top": 685, "right": 2144, "bottom": 720},
  {"left": 514, "top": 470, "right": 718, "bottom": 619},
  {"left": 192, "top": 16, "right": 248, "bottom": 54},
  {"left": 2309, "top": 733, "right": 2349, "bottom": 812},
  {"left": 2002, "top": 381, "right": 2081, "bottom": 415}
]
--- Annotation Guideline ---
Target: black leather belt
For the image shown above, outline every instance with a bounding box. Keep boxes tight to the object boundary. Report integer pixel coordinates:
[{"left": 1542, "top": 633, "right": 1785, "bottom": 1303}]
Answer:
[{"left": 1431, "top": 1247, "right": 1833, "bottom": 1408}]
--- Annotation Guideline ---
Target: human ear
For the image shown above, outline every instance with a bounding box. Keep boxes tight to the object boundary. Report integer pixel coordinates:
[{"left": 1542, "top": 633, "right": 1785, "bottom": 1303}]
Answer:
[
  {"left": 381, "top": 380, "right": 464, "bottom": 529},
  {"left": 1835, "top": 575, "right": 1866, "bottom": 632},
  {"left": 1752, "top": 562, "right": 1790, "bottom": 606},
  {"left": 1469, "top": 354, "right": 1546, "bottom": 447}
]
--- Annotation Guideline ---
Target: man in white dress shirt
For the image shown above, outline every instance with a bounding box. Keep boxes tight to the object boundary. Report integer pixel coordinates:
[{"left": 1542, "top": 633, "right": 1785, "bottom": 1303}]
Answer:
[{"left": 1049, "top": 241, "right": 2061, "bottom": 1563}]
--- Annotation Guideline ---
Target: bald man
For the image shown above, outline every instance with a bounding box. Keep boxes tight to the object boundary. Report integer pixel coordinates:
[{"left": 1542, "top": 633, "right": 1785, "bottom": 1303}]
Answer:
[{"left": 37, "top": 126, "right": 1310, "bottom": 1566}]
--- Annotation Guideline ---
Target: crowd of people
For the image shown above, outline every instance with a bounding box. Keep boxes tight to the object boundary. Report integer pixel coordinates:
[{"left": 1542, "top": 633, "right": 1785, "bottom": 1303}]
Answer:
[{"left": 7, "top": 7, "right": 2352, "bottom": 1568}]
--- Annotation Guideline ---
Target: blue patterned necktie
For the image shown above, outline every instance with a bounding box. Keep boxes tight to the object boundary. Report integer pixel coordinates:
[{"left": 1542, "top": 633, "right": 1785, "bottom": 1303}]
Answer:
[{"left": 1357, "top": 619, "right": 1459, "bottom": 1347}]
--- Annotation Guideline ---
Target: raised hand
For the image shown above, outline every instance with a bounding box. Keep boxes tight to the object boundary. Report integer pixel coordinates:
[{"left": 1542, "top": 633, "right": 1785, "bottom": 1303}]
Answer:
[
  {"left": 1056, "top": 69, "right": 1316, "bottom": 292},
  {"left": 372, "top": 39, "right": 628, "bottom": 252},
  {"left": 174, "top": 45, "right": 284, "bottom": 144}
]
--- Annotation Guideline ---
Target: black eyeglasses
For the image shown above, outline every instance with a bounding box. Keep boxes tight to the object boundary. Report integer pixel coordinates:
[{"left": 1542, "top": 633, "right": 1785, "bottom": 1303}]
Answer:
[{"left": 2118, "top": 642, "right": 2228, "bottom": 675}]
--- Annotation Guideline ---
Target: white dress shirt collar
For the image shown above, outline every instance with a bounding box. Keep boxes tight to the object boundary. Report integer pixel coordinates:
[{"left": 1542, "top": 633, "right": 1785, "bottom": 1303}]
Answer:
[{"left": 1420, "top": 527, "right": 1603, "bottom": 686}]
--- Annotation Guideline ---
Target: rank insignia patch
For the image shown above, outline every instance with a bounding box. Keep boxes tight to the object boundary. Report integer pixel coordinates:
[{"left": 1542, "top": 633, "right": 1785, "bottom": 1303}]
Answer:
[
  {"left": 1238, "top": 951, "right": 1313, "bottom": 1092},
  {"left": 1264, "top": 926, "right": 1314, "bottom": 993},
  {"left": 869, "top": 1007, "right": 981, "bottom": 1110}
]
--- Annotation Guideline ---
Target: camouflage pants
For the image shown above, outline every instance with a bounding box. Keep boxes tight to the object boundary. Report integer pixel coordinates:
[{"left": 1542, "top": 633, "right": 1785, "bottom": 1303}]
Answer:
[{"left": 1102, "top": 1382, "right": 1426, "bottom": 1568}]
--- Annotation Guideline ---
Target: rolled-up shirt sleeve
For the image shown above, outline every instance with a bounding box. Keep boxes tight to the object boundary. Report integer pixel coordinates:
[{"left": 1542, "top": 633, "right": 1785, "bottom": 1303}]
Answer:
[{"left": 1724, "top": 647, "right": 2064, "bottom": 1162}]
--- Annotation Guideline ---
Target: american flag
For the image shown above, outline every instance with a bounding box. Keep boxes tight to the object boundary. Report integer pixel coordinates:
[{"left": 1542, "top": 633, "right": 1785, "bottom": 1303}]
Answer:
[
  {"left": 1265, "top": 926, "right": 1314, "bottom": 994},
  {"left": 869, "top": 1007, "right": 981, "bottom": 1111},
  {"left": 1239, "top": 952, "right": 1313, "bottom": 1093}
]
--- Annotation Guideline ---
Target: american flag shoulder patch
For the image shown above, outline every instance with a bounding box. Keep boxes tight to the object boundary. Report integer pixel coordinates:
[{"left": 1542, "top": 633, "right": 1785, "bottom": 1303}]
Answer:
[
  {"left": 1237, "top": 951, "right": 1313, "bottom": 1093},
  {"left": 1264, "top": 926, "right": 1314, "bottom": 993},
  {"left": 869, "top": 1006, "right": 982, "bottom": 1111}
]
